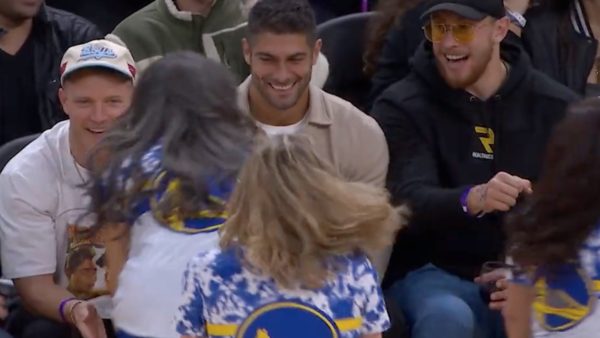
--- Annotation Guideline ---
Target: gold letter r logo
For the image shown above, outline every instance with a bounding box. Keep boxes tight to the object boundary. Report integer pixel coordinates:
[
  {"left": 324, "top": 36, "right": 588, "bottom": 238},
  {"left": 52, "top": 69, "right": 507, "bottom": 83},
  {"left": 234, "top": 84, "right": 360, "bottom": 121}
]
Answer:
[{"left": 475, "top": 126, "right": 494, "bottom": 154}]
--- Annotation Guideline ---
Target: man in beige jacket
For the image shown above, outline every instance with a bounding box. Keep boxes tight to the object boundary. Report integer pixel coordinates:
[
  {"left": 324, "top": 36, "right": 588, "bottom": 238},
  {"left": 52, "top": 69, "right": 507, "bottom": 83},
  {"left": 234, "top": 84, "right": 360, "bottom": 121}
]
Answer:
[{"left": 239, "top": 0, "right": 391, "bottom": 277}]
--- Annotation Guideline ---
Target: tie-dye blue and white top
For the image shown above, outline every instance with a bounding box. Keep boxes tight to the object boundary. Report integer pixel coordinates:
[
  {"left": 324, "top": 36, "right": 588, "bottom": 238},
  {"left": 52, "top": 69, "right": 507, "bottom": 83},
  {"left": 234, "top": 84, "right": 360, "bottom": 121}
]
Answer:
[
  {"left": 176, "top": 247, "right": 390, "bottom": 338},
  {"left": 511, "top": 223, "right": 600, "bottom": 337}
]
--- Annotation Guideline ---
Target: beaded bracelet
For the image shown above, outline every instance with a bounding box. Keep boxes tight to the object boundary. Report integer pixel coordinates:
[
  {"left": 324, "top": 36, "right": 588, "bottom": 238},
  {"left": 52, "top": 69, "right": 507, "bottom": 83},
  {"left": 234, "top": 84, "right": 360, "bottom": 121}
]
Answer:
[
  {"left": 69, "top": 300, "right": 85, "bottom": 324},
  {"left": 58, "top": 297, "right": 77, "bottom": 323}
]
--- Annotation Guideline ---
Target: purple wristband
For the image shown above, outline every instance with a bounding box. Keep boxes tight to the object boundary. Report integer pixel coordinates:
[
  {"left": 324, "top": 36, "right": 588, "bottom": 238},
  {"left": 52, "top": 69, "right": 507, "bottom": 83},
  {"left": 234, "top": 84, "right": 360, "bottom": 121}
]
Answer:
[
  {"left": 59, "top": 297, "right": 77, "bottom": 323},
  {"left": 460, "top": 186, "right": 472, "bottom": 213},
  {"left": 461, "top": 186, "right": 486, "bottom": 218}
]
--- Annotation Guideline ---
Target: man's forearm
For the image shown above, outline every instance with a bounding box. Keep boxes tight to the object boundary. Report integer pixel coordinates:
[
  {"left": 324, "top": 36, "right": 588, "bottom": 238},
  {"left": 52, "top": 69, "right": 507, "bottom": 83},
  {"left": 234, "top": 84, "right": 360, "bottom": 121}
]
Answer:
[
  {"left": 14, "top": 274, "right": 75, "bottom": 322},
  {"left": 394, "top": 183, "right": 468, "bottom": 223}
]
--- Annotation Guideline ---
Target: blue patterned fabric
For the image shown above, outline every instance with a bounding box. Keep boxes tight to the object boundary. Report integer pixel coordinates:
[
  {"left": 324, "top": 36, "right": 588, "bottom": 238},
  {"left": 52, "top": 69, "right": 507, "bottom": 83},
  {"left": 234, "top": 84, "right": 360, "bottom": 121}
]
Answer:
[
  {"left": 111, "top": 144, "right": 232, "bottom": 233},
  {"left": 176, "top": 247, "right": 390, "bottom": 338}
]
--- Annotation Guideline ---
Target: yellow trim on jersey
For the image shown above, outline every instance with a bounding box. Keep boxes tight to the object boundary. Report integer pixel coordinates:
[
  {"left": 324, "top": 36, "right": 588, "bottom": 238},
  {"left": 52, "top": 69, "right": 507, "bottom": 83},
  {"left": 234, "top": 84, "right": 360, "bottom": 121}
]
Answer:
[
  {"left": 335, "top": 317, "right": 363, "bottom": 331},
  {"left": 206, "top": 323, "right": 237, "bottom": 336},
  {"left": 205, "top": 316, "right": 363, "bottom": 337}
]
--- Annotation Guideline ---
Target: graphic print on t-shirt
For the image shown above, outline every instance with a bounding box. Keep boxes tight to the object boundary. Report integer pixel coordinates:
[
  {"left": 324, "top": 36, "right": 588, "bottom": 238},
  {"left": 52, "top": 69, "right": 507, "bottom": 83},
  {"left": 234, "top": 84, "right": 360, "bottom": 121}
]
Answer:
[
  {"left": 472, "top": 126, "right": 495, "bottom": 160},
  {"left": 61, "top": 208, "right": 108, "bottom": 300},
  {"left": 235, "top": 302, "right": 341, "bottom": 338}
]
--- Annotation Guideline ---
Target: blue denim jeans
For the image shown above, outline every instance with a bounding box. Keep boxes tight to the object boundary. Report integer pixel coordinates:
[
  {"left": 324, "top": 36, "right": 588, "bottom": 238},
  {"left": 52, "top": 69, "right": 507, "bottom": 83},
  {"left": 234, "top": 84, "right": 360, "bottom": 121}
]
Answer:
[{"left": 388, "top": 264, "right": 505, "bottom": 338}]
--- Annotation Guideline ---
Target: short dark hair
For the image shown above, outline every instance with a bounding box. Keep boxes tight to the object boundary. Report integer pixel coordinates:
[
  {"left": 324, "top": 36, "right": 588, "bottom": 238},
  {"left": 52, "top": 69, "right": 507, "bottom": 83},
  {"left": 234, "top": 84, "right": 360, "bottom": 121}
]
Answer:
[
  {"left": 247, "top": 0, "right": 317, "bottom": 43},
  {"left": 65, "top": 246, "right": 95, "bottom": 276}
]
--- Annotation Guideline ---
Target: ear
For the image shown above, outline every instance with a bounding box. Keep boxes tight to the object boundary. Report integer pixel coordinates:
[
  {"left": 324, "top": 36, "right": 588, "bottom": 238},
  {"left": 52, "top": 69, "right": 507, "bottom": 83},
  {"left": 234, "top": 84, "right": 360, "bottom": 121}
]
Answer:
[
  {"left": 58, "top": 87, "right": 70, "bottom": 117},
  {"left": 312, "top": 38, "right": 322, "bottom": 66},
  {"left": 242, "top": 38, "right": 251, "bottom": 66},
  {"left": 493, "top": 17, "right": 510, "bottom": 43}
]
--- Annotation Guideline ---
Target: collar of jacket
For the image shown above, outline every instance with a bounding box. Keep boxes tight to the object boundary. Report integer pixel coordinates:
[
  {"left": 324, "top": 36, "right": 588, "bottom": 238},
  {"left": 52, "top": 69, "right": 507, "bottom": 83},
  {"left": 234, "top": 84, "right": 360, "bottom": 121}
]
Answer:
[
  {"left": 412, "top": 39, "right": 529, "bottom": 107},
  {"left": 238, "top": 76, "right": 333, "bottom": 127},
  {"left": 162, "top": 0, "right": 217, "bottom": 21},
  {"left": 570, "top": 0, "right": 594, "bottom": 39},
  {"left": 34, "top": 4, "right": 51, "bottom": 25},
  {"left": 409, "top": 39, "right": 534, "bottom": 133}
]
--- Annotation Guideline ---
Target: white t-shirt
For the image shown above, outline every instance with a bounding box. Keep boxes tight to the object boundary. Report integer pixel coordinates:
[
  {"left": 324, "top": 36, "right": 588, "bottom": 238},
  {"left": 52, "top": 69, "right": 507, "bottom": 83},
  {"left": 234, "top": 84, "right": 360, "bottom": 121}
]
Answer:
[
  {"left": 255, "top": 115, "right": 308, "bottom": 137},
  {"left": 109, "top": 144, "right": 227, "bottom": 338},
  {"left": 511, "top": 223, "right": 600, "bottom": 337},
  {"left": 0, "top": 121, "right": 111, "bottom": 316}
]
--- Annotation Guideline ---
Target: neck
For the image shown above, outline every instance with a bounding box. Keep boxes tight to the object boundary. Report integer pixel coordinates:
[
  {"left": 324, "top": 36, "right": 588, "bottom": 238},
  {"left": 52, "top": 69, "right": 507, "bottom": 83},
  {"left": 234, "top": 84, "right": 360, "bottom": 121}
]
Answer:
[
  {"left": 0, "top": 13, "right": 31, "bottom": 31},
  {"left": 583, "top": 0, "right": 600, "bottom": 26},
  {"left": 248, "top": 83, "right": 310, "bottom": 126},
  {"left": 69, "top": 135, "right": 89, "bottom": 169},
  {"left": 465, "top": 53, "right": 507, "bottom": 100},
  {"left": 174, "top": 0, "right": 213, "bottom": 14},
  {"left": 0, "top": 16, "right": 32, "bottom": 54}
]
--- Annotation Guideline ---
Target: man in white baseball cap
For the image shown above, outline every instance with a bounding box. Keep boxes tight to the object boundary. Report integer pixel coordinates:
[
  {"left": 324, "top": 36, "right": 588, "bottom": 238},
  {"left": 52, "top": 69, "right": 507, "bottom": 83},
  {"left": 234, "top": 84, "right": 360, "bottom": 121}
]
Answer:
[{"left": 0, "top": 39, "right": 135, "bottom": 338}]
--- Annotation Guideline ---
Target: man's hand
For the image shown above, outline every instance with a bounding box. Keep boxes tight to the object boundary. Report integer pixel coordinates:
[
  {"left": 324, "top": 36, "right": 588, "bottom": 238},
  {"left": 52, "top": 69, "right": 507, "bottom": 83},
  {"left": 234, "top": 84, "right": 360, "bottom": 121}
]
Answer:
[
  {"left": 466, "top": 172, "right": 532, "bottom": 215},
  {"left": 475, "top": 271, "right": 508, "bottom": 311},
  {"left": 68, "top": 300, "right": 107, "bottom": 338}
]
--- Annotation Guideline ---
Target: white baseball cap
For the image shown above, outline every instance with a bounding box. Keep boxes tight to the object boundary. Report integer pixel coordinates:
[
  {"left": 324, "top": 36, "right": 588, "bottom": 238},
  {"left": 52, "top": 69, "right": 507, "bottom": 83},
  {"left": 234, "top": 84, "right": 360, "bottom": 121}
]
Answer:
[{"left": 59, "top": 39, "right": 136, "bottom": 84}]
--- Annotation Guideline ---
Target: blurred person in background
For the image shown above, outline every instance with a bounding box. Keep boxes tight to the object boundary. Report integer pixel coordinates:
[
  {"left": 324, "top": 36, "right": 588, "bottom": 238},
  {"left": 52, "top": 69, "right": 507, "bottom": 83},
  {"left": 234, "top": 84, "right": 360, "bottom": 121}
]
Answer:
[
  {"left": 520, "top": 0, "right": 600, "bottom": 96},
  {"left": 0, "top": 0, "right": 101, "bottom": 145},
  {"left": 45, "top": 0, "right": 152, "bottom": 34},
  {"left": 107, "top": 0, "right": 250, "bottom": 81}
]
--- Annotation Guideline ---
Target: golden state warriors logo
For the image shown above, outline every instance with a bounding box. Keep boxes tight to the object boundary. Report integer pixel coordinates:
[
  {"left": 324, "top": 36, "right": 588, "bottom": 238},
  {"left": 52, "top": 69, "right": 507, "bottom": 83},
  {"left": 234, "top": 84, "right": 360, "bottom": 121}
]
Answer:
[
  {"left": 236, "top": 302, "right": 340, "bottom": 338},
  {"left": 205, "top": 302, "right": 363, "bottom": 338},
  {"left": 472, "top": 126, "right": 494, "bottom": 160},
  {"left": 533, "top": 265, "right": 596, "bottom": 331}
]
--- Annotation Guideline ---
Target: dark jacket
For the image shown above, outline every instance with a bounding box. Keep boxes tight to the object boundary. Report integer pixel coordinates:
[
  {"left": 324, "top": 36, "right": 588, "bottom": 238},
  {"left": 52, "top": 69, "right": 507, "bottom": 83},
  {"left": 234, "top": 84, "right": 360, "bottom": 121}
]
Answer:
[
  {"left": 371, "top": 41, "right": 578, "bottom": 287},
  {"left": 46, "top": 0, "right": 152, "bottom": 33},
  {"left": 522, "top": 4, "right": 597, "bottom": 96},
  {"left": 32, "top": 5, "right": 102, "bottom": 129}
]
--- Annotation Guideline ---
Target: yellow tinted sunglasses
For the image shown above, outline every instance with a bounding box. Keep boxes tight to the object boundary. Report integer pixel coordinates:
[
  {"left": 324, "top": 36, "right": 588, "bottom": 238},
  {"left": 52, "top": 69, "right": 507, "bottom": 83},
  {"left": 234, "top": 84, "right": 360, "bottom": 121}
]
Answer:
[{"left": 422, "top": 22, "right": 482, "bottom": 44}]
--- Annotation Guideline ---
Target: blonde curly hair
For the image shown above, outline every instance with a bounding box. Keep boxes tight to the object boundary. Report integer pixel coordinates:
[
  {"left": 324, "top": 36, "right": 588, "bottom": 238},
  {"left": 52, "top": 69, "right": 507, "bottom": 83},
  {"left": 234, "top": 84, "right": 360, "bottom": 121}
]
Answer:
[{"left": 220, "top": 134, "right": 407, "bottom": 288}]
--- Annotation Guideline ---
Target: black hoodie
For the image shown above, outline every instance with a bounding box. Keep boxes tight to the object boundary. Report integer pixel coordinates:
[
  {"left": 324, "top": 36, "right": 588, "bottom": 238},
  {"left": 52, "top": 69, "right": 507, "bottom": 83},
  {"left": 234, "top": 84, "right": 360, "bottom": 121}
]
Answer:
[{"left": 372, "top": 41, "right": 579, "bottom": 286}]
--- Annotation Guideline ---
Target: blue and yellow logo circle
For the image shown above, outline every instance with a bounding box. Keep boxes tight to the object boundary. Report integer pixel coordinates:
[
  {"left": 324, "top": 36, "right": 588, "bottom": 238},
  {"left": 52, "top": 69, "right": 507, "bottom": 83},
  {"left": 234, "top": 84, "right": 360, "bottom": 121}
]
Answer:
[
  {"left": 533, "top": 265, "right": 596, "bottom": 331},
  {"left": 236, "top": 302, "right": 340, "bottom": 338}
]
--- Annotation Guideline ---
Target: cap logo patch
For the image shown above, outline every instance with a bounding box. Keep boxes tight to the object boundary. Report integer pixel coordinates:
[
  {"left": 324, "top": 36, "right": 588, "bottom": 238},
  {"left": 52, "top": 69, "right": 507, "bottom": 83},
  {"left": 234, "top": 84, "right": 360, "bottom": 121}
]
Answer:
[
  {"left": 60, "top": 62, "right": 68, "bottom": 75},
  {"left": 128, "top": 64, "right": 137, "bottom": 78},
  {"left": 79, "top": 44, "right": 117, "bottom": 60}
]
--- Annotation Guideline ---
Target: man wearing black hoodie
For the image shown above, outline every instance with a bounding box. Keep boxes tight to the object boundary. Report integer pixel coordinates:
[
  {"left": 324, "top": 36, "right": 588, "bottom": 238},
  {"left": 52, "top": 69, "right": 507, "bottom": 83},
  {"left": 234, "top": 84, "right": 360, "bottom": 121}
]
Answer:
[{"left": 371, "top": 0, "right": 578, "bottom": 337}]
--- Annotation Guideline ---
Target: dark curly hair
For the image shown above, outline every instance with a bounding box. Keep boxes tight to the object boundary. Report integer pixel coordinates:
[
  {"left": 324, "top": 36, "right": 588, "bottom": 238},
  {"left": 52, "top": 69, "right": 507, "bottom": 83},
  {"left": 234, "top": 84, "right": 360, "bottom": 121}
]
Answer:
[
  {"left": 247, "top": 0, "right": 316, "bottom": 44},
  {"left": 506, "top": 98, "right": 600, "bottom": 268},
  {"left": 363, "top": 0, "right": 423, "bottom": 75}
]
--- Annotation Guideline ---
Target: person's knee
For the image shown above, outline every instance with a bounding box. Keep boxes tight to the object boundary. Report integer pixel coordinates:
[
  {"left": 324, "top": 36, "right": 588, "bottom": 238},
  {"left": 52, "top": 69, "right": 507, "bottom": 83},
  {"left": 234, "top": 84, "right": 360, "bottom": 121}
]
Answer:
[{"left": 414, "top": 294, "right": 475, "bottom": 332}]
